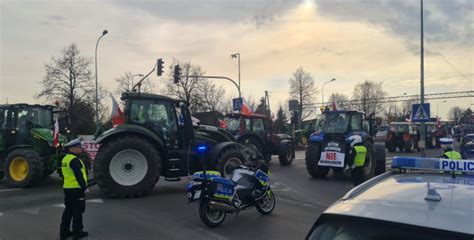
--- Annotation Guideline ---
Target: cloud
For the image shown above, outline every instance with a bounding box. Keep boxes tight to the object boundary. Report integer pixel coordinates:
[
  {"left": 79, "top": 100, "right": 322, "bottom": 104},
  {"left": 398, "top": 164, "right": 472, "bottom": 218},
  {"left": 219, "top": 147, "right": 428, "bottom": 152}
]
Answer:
[
  {"left": 113, "top": 0, "right": 301, "bottom": 28},
  {"left": 314, "top": 0, "right": 474, "bottom": 52}
]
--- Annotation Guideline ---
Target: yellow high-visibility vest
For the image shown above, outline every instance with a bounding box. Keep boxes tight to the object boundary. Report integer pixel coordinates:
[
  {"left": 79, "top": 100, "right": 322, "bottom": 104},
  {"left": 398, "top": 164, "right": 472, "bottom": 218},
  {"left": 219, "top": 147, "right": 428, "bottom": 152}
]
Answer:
[
  {"left": 443, "top": 151, "right": 462, "bottom": 160},
  {"left": 61, "top": 154, "right": 87, "bottom": 189},
  {"left": 354, "top": 145, "right": 367, "bottom": 167}
]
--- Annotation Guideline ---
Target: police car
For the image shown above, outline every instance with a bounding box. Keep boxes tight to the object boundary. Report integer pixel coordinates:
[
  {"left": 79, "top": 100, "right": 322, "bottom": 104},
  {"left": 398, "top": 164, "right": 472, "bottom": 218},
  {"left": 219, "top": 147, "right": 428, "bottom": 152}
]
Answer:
[{"left": 306, "top": 157, "right": 474, "bottom": 240}]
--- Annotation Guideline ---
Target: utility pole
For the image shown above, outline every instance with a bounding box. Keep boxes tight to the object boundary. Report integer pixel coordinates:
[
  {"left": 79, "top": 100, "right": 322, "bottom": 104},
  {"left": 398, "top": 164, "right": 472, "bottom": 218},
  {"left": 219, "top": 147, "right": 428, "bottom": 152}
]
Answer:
[{"left": 420, "top": 0, "right": 426, "bottom": 157}]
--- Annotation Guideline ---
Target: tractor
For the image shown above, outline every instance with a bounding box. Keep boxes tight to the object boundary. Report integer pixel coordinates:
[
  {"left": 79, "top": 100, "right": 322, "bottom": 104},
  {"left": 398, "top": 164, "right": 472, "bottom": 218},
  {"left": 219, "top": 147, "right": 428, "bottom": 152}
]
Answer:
[
  {"left": 93, "top": 92, "right": 247, "bottom": 198},
  {"left": 385, "top": 122, "right": 417, "bottom": 152},
  {"left": 305, "top": 111, "right": 386, "bottom": 185},
  {"left": 0, "top": 104, "right": 67, "bottom": 187},
  {"left": 224, "top": 113, "right": 295, "bottom": 166}
]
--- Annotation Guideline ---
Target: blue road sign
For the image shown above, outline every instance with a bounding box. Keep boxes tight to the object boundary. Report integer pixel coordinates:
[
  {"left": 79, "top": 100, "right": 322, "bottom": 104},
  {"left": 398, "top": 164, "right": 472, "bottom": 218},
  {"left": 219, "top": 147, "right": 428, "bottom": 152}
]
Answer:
[
  {"left": 233, "top": 97, "right": 243, "bottom": 111},
  {"left": 412, "top": 103, "right": 430, "bottom": 122}
]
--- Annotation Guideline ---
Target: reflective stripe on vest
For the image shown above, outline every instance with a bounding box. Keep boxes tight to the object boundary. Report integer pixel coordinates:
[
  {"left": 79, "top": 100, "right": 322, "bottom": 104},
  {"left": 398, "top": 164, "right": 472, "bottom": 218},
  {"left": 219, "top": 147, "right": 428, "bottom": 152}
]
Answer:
[
  {"left": 443, "top": 151, "right": 462, "bottom": 160},
  {"left": 61, "top": 154, "right": 87, "bottom": 189},
  {"left": 354, "top": 145, "right": 367, "bottom": 167}
]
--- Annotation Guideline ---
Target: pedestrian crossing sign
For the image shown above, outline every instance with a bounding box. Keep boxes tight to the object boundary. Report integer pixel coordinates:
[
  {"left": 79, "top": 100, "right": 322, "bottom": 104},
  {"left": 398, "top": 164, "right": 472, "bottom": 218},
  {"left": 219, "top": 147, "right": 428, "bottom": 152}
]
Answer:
[
  {"left": 233, "top": 97, "right": 243, "bottom": 111},
  {"left": 412, "top": 103, "right": 430, "bottom": 122}
]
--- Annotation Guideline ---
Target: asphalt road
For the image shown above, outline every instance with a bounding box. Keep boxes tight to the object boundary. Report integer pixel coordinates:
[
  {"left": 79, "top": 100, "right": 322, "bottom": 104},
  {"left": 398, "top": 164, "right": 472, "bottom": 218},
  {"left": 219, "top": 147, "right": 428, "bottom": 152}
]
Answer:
[{"left": 0, "top": 147, "right": 445, "bottom": 240}]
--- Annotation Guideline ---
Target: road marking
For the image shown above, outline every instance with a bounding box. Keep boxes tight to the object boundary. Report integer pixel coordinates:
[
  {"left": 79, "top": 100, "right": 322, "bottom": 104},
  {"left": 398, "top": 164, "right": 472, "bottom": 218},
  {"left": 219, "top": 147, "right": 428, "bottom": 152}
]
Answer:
[
  {"left": 53, "top": 204, "right": 65, "bottom": 208},
  {"left": 0, "top": 212, "right": 3, "bottom": 217},
  {"left": 277, "top": 197, "right": 326, "bottom": 210},
  {"left": 21, "top": 207, "right": 40, "bottom": 215},
  {"left": 193, "top": 226, "right": 229, "bottom": 240},
  {"left": 86, "top": 198, "right": 104, "bottom": 204},
  {"left": 0, "top": 188, "right": 22, "bottom": 193}
]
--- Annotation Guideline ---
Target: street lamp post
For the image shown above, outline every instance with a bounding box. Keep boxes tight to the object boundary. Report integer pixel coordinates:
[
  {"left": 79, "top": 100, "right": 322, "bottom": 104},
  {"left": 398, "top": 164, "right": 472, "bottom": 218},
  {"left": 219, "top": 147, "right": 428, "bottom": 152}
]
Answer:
[
  {"left": 231, "top": 53, "right": 241, "bottom": 99},
  {"left": 437, "top": 100, "right": 447, "bottom": 117},
  {"left": 131, "top": 74, "right": 144, "bottom": 91},
  {"left": 95, "top": 29, "right": 108, "bottom": 129},
  {"left": 322, "top": 78, "right": 336, "bottom": 107}
]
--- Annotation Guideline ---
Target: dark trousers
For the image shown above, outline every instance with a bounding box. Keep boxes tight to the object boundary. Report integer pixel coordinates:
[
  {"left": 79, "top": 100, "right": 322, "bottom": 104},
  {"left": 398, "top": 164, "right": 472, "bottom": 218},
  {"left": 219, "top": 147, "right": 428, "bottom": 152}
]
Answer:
[{"left": 60, "top": 188, "right": 86, "bottom": 236}]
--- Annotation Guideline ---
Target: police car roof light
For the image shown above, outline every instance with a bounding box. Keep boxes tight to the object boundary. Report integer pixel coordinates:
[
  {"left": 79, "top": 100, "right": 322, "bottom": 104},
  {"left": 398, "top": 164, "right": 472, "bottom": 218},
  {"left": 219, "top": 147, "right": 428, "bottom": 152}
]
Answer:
[{"left": 392, "top": 157, "right": 474, "bottom": 174}]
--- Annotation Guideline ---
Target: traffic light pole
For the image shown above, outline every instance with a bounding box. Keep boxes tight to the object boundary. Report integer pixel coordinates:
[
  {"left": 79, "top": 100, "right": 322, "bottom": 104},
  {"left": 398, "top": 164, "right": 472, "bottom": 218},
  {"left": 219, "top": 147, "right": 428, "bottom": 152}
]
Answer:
[
  {"left": 185, "top": 75, "right": 241, "bottom": 100},
  {"left": 132, "top": 65, "right": 156, "bottom": 93}
]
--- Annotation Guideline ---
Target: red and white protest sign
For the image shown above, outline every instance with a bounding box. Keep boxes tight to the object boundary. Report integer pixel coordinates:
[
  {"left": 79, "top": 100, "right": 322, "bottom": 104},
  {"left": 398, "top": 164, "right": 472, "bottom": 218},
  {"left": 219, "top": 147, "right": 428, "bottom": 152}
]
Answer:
[{"left": 81, "top": 141, "right": 100, "bottom": 162}]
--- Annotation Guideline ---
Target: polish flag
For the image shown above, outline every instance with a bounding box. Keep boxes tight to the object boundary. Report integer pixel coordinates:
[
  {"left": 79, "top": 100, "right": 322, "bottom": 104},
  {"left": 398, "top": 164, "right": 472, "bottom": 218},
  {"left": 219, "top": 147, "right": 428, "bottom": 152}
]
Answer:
[
  {"left": 53, "top": 118, "right": 60, "bottom": 147},
  {"left": 110, "top": 93, "right": 124, "bottom": 127},
  {"left": 241, "top": 98, "right": 253, "bottom": 116}
]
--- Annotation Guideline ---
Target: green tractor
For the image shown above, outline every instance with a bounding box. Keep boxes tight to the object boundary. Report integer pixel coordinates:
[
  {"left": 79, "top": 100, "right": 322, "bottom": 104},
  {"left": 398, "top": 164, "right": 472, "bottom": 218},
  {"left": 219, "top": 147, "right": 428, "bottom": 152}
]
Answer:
[
  {"left": 93, "top": 92, "right": 247, "bottom": 198},
  {"left": 0, "top": 104, "right": 67, "bottom": 187}
]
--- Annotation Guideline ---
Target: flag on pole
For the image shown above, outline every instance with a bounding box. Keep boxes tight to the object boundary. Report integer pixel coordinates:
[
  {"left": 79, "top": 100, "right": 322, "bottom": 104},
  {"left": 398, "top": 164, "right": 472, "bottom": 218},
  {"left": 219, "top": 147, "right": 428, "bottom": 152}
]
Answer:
[
  {"left": 110, "top": 93, "right": 124, "bottom": 127},
  {"left": 241, "top": 98, "right": 253, "bottom": 115},
  {"left": 53, "top": 118, "right": 60, "bottom": 147}
]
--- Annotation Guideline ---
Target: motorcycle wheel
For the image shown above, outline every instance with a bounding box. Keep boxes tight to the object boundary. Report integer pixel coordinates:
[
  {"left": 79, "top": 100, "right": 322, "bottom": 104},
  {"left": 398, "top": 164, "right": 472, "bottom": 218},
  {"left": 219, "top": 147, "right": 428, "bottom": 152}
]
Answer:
[
  {"left": 199, "top": 198, "right": 226, "bottom": 228},
  {"left": 255, "top": 190, "right": 276, "bottom": 215}
]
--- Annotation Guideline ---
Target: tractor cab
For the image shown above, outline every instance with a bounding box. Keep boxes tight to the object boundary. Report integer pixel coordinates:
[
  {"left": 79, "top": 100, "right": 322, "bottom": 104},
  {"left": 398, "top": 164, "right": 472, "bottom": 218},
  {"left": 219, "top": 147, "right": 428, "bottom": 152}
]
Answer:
[
  {"left": 0, "top": 104, "right": 67, "bottom": 187},
  {"left": 314, "top": 111, "right": 369, "bottom": 137}
]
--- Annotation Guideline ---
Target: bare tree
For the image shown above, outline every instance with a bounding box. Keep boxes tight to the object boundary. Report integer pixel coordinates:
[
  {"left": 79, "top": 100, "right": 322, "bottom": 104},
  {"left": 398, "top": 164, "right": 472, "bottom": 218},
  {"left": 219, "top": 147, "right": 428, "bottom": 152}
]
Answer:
[
  {"left": 448, "top": 106, "right": 463, "bottom": 124},
  {"left": 289, "top": 67, "right": 316, "bottom": 124},
  {"left": 352, "top": 80, "right": 386, "bottom": 118},
  {"left": 162, "top": 60, "right": 205, "bottom": 113},
  {"left": 198, "top": 79, "right": 226, "bottom": 112},
  {"left": 37, "top": 43, "right": 100, "bottom": 134},
  {"left": 328, "top": 93, "right": 350, "bottom": 110},
  {"left": 114, "top": 71, "right": 155, "bottom": 95}
]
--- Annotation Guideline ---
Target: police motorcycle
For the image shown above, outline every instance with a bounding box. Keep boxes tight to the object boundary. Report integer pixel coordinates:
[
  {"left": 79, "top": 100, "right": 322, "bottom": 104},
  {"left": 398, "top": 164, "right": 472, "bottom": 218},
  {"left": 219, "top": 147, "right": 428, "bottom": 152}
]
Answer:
[{"left": 186, "top": 143, "right": 276, "bottom": 227}]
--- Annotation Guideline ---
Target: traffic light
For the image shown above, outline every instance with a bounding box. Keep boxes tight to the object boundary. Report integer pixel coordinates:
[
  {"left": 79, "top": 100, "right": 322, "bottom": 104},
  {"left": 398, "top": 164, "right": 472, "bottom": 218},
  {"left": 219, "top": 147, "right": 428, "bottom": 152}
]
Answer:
[
  {"left": 157, "top": 58, "right": 164, "bottom": 76},
  {"left": 173, "top": 64, "right": 181, "bottom": 83}
]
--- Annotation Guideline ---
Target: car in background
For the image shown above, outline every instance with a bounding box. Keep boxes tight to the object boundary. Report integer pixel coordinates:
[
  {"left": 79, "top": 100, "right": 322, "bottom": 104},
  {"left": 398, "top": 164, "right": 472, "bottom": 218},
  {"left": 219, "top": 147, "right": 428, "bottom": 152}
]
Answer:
[
  {"left": 306, "top": 157, "right": 474, "bottom": 240},
  {"left": 460, "top": 134, "right": 474, "bottom": 159}
]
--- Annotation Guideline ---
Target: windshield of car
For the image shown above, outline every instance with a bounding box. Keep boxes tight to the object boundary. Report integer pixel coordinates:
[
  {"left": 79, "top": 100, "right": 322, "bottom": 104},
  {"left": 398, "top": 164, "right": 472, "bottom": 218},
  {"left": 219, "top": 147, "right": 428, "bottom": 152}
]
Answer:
[
  {"left": 307, "top": 215, "right": 471, "bottom": 240},
  {"left": 462, "top": 135, "right": 474, "bottom": 144},
  {"left": 320, "top": 113, "right": 351, "bottom": 134}
]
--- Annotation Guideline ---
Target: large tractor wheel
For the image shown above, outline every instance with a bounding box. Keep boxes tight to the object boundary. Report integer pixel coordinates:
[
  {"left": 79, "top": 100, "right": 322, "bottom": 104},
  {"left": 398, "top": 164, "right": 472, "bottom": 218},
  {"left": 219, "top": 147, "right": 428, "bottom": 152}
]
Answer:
[
  {"left": 374, "top": 144, "right": 386, "bottom": 175},
  {"left": 404, "top": 140, "right": 415, "bottom": 153},
  {"left": 216, "top": 147, "right": 244, "bottom": 178},
  {"left": 305, "top": 143, "right": 329, "bottom": 178},
  {"left": 351, "top": 142, "right": 375, "bottom": 186},
  {"left": 94, "top": 136, "right": 161, "bottom": 198},
  {"left": 4, "top": 149, "right": 44, "bottom": 188},
  {"left": 278, "top": 141, "right": 294, "bottom": 166}
]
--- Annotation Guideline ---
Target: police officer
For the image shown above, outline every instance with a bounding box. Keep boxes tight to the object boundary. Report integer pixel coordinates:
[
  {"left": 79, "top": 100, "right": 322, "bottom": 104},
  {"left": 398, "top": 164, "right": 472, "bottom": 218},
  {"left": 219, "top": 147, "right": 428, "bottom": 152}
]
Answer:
[
  {"left": 348, "top": 135, "right": 367, "bottom": 186},
  {"left": 59, "top": 138, "right": 89, "bottom": 240},
  {"left": 439, "top": 137, "right": 462, "bottom": 160}
]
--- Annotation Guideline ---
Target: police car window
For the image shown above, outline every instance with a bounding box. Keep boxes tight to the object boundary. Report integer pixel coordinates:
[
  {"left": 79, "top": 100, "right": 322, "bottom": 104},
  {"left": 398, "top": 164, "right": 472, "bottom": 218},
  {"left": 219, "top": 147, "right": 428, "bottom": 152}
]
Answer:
[{"left": 308, "top": 215, "right": 470, "bottom": 240}]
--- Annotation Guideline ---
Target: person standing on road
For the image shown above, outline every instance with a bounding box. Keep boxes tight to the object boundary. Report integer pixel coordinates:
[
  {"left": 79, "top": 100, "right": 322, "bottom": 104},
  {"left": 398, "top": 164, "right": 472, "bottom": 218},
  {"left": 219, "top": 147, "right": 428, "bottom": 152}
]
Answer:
[
  {"left": 439, "top": 137, "right": 462, "bottom": 160},
  {"left": 348, "top": 135, "right": 367, "bottom": 186},
  {"left": 59, "top": 138, "right": 89, "bottom": 240}
]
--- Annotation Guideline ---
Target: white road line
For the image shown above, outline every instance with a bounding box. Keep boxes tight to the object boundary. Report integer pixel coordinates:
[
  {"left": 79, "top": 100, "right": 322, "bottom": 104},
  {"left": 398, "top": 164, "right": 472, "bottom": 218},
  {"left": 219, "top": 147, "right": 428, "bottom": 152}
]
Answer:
[
  {"left": 86, "top": 198, "right": 104, "bottom": 204},
  {"left": 53, "top": 204, "right": 65, "bottom": 208},
  {"left": 0, "top": 188, "right": 22, "bottom": 193},
  {"left": 0, "top": 212, "right": 3, "bottom": 217},
  {"left": 21, "top": 207, "right": 40, "bottom": 215}
]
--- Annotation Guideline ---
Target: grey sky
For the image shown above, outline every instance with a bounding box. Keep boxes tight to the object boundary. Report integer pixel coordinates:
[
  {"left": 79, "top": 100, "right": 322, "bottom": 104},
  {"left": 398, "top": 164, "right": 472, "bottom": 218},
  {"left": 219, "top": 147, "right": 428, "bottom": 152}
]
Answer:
[{"left": 1, "top": 0, "right": 472, "bottom": 119}]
